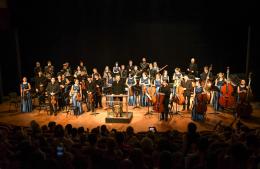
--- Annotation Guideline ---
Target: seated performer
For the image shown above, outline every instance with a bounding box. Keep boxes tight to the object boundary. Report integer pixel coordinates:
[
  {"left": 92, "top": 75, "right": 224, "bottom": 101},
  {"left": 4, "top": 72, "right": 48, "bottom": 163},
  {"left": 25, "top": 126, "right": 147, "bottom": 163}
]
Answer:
[
  {"left": 20, "top": 77, "right": 33, "bottom": 113},
  {"left": 70, "top": 79, "right": 83, "bottom": 115},
  {"left": 158, "top": 80, "right": 171, "bottom": 121},
  {"left": 46, "top": 77, "right": 60, "bottom": 115},
  {"left": 35, "top": 71, "right": 47, "bottom": 105}
]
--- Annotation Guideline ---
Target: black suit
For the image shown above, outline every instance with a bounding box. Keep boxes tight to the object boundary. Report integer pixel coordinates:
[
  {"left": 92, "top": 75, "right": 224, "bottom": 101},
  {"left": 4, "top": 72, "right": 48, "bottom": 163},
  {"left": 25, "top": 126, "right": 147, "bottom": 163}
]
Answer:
[
  {"left": 181, "top": 80, "right": 192, "bottom": 110},
  {"left": 46, "top": 82, "right": 60, "bottom": 114}
]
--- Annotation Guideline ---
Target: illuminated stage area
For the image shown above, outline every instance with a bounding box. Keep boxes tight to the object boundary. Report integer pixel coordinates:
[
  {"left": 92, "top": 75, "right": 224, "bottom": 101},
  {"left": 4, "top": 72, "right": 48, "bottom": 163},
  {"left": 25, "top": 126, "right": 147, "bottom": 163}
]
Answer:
[{"left": 1, "top": 99, "right": 260, "bottom": 132}]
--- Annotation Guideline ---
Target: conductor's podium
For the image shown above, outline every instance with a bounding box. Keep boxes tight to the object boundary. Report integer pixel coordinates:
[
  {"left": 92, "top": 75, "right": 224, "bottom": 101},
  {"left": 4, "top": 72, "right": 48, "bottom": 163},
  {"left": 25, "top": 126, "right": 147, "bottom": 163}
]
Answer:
[{"left": 105, "top": 94, "right": 133, "bottom": 123}]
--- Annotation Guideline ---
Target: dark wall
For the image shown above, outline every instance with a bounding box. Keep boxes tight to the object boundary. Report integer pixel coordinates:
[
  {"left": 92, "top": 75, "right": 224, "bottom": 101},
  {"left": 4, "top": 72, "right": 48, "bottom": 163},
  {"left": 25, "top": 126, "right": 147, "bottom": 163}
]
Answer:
[{"left": 2, "top": 0, "right": 259, "bottom": 99}]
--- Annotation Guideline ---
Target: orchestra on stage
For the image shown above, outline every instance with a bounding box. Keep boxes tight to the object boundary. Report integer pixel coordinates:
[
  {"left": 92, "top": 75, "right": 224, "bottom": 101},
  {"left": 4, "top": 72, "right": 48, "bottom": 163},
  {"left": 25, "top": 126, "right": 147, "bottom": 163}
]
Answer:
[{"left": 20, "top": 57, "right": 253, "bottom": 122}]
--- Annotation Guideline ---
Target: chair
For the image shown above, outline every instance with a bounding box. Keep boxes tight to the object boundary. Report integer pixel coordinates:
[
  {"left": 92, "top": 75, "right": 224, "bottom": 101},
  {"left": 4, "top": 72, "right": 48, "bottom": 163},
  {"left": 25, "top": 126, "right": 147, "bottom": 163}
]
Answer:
[{"left": 8, "top": 92, "right": 20, "bottom": 112}]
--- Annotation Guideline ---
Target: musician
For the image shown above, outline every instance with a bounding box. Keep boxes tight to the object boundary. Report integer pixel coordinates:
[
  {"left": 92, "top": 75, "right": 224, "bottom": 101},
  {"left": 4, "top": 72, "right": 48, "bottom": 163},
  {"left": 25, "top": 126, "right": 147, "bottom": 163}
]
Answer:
[
  {"left": 79, "top": 60, "right": 87, "bottom": 74},
  {"left": 200, "top": 66, "right": 213, "bottom": 81},
  {"left": 63, "top": 77, "right": 72, "bottom": 110},
  {"left": 44, "top": 60, "right": 54, "bottom": 80},
  {"left": 187, "top": 58, "right": 198, "bottom": 78},
  {"left": 103, "top": 66, "right": 112, "bottom": 82},
  {"left": 35, "top": 71, "right": 47, "bottom": 105},
  {"left": 70, "top": 79, "right": 83, "bottom": 115},
  {"left": 61, "top": 62, "right": 72, "bottom": 77},
  {"left": 154, "top": 73, "right": 161, "bottom": 93},
  {"left": 148, "top": 63, "right": 156, "bottom": 84},
  {"left": 140, "top": 72, "right": 150, "bottom": 106},
  {"left": 92, "top": 68, "right": 101, "bottom": 79},
  {"left": 93, "top": 74, "right": 103, "bottom": 108},
  {"left": 237, "top": 79, "right": 248, "bottom": 103},
  {"left": 74, "top": 66, "right": 83, "bottom": 80},
  {"left": 46, "top": 77, "right": 60, "bottom": 115},
  {"left": 159, "top": 80, "right": 171, "bottom": 121},
  {"left": 172, "top": 68, "right": 183, "bottom": 87},
  {"left": 181, "top": 75, "right": 193, "bottom": 111},
  {"left": 161, "top": 70, "right": 169, "bottom": 82},
  {"left": 132, "top": 65, "right": 141, "bottom": 80},
  {"left": 126, "top": 73, "right": 136, "bottom": 105},
  {"left": 86, "top": 76, "right": 96, "bottom": 112},
  {"left": 127, "top": 60, "right": 134, "bottom": 75},
  {"left": 191, "top": 80, "right": 206, "bottom": 121},
  {"left": 20, "top": 77, "right": 33, "bottom": 112},
  {"left": 34, "top": 62, "right": 42, "bottom": 77},
  {"left": 112, "top": 74, "right": 125, "bottom": 94},
  {"left": 120, "top": 65, "right": 128, "bottom": 83},
  {"left": 57, "top": 74, "right": 65, "bottom": 110},
  {"left": 212, "top": 72, "right": 225, "bottom": 111},
  {"left": 153, "top": 62, "right": 159, "bottom": 73},
  {"left": 140, "top": 57, "right": 149, "bottom": 72},
  {"left": 112, "top": 62, "right": 121, "bottom": 77}
]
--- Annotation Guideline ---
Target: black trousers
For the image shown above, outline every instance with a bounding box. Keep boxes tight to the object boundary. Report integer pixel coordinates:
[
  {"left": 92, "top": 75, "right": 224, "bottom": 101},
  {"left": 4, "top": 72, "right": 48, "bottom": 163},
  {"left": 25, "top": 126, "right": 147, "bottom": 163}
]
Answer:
[
  {"left": 161, "top": 99, "right": 169, "bottom": 121},
  {"left": 95, "top": 94, "right": 102, "bottom": 108},
  {"left": 183, "top": 93, "right": 191, "bottom": 110}
]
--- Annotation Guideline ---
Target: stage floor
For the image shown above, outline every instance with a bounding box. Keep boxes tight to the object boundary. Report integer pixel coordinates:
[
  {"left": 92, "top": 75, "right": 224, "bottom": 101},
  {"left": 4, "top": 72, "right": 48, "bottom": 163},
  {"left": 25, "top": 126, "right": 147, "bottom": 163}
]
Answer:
[{"left": 1, "top": 101, "right": 260, "bottom": 132}]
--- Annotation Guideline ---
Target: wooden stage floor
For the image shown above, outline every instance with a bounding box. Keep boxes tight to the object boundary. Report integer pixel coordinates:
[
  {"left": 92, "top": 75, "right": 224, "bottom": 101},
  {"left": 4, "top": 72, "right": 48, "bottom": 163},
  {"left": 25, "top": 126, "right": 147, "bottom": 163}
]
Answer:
[{"left": 1, "top": 100, "right": 260, "bottom": 132}]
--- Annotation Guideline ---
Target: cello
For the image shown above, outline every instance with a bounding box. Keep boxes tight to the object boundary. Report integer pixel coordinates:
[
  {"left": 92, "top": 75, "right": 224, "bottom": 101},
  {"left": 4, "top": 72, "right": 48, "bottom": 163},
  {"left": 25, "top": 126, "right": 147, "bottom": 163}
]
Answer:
[
  {"left": 153, "top": 92, "right": 165, "bottom": 113},
  {"left": 201, "top": 64, "right": 212, "bottom": 103},
  {"left": 219, "top": 67, "right": 235, "bottom": 108}
]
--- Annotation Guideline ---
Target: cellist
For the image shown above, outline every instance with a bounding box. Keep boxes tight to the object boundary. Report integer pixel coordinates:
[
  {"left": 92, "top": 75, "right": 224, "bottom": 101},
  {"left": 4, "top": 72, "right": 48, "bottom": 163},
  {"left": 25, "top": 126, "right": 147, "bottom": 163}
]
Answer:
[{"left": 158, "top": 80, "right": 171, "bottom": 121}]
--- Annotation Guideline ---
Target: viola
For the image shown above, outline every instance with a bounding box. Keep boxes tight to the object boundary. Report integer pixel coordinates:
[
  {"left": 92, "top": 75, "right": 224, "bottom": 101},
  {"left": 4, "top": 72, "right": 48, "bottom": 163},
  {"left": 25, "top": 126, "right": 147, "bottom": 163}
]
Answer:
[{"left": 219, "top": 67, "right": 235, "bottom": 108}]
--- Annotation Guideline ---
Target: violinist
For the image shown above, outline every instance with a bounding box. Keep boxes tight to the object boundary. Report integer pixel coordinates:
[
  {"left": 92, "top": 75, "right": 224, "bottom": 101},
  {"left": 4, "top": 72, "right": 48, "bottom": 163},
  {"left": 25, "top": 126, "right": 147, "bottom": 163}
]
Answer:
[
  {"left": 70, "top": 79, "right": 83, "bottom": 115},
  {"left": 46, "top": 77, "right": 60, "bottom": 115},
  {"left": 61, "top": 62, "right": 72, "bottom": 77},
  {"left": 93, "top": 74, "right": 104, "bottom": 108},
  {"left": 79, "top": 60, "right": 88, "bottom": 75},
  {"left": 92, "top": 68, "right": 101, "bottom": 79},
  {"left": 35, "top": 71, "right": 47, "bottom": 105},
  {"left": 132, "top": 65, "right": 141, "bottom": 80},
  {"left": 126, "top": 73, "right": 136, "bottom": 105},
  {"left": 63, "top": 77, "right": 72, "bottom": 110},
  {"left": 140, "top": 72, "right": 150, "bottom": 106},
  {"left": 103, "top": 66, "right": 112, "bottom": 83},
  {"left": 86, "top": 76, "right": 96, "bottom": 112},
  {"left": 148, "top": 63, "right": 157, "bottom": 84},
  {"left": 20, "top": 77, "right": 33, "bottom": 112},
  {"left": 44, "top": 60, "right": 54, "bottom": 80},
  {"left": 159, "top": 80, "right": 171, "bottom": 121},
  {"left": 181, "top": 75, "right": 193, "bottom": 111},
  {"left": 173, "top": 68, "right": 183, "bottom": 87},
  {"left": 74, "top": 66, "right": 83, "bottom": 79},
  {"left": 187, "top": 58, "right": 198, "bottom": 78},
  {"left": 237, "top": 79, "right": 248, "bottom": 103},
  {"left": 212, "top": 72, "right": 225, "bottom": 111}
]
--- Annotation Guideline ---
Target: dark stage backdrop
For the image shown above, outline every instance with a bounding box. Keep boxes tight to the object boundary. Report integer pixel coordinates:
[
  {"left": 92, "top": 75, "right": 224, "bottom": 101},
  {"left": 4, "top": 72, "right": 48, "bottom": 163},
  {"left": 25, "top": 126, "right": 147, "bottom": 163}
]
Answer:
[{"left": 1, "top": 0, "right": 259, "bottom": 100}]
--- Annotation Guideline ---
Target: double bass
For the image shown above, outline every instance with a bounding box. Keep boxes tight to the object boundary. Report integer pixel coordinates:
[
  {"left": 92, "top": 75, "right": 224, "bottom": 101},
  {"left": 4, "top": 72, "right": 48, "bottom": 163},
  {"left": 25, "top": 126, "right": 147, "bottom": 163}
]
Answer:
[
  {"left": 201, "top": 64, "right": 212, "bottom": 103},
  {"left": 219, "top": 67, "right": 235, "bottom": 108},
  {"left": 236, "top": 72, "right": 253, "bottom": 118}
]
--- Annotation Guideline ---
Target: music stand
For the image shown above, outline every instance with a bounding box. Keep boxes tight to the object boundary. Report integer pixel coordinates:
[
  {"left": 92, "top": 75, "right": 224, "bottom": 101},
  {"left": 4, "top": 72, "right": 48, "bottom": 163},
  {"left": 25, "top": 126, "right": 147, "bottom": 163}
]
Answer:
[{"left": 144, "top": 93, "right": 154, "bottom": 116}]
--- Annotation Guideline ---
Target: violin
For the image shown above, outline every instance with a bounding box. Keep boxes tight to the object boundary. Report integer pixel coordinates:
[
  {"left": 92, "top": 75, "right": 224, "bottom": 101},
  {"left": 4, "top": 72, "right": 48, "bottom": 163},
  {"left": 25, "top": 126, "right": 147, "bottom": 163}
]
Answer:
[
  {"left": 51, "top": 94, "right": 56, "bottom": 105},
  {"left": 88, "top": 92, "right": 94, "bottom": 103},
  {"left": 76, "top": 93, "right": 82, "bottom": 101},
  {"left": 219, "top": 67, "right": 235, "bottom": 108}
]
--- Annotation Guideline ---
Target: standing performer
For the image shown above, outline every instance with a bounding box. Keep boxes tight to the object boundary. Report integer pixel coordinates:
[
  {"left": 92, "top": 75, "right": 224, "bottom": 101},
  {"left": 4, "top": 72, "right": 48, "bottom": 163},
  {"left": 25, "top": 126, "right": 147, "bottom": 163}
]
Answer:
[
  {"left": 103, "top": 66, "right": 112, "bottom": 83},
  {"left": 120, "top": 64, "right": 128, "bottom": 83},
  {"left": 44, "top": 60, "right": 55, "bottom": 80},
  {"left": 212, "top": 72, "right": 225, "bottom": 111},
  {"left": 200, "top": 66, "right": 213, "bottom": 81},
  {"left": 154, "top": 73, "right": 161, "bottom": 93},
  {"left": 63, "top": 77, "right": 72, "bottom": 111},
  {"left": 70, "top": 79, "right": 83, "bottom": 115},
  {"left": 112, "top": 62, "right": 121, "bottom": 77},
  {"left": 158, "top": 80, "right": 171, "bottom": 121},
  {"left": 92, "top": 68, "right": 101, "bottom": 79},
  {"left": 35, "top": 71, "right": 47, "bottom": 105},
  {"left": 187, "top": 58, "right": 198, "bottom": 79},
  {"left": 140, "top": 72, "right": 150, "bottom": 106},
  {"left": 57, "top": 74, "right": 65, "bottom": 110},
  {"left": 126, "top": 73, "right": 136, "bottom": 106},
  {"left": 140, "top": 57, "right": 149, "bottom": 72},
  {"left": 46, "top": 77, "right": 60, "bottom": 115},
  {"left": 20, "top": 77, "right": 33, "bottom": 112},
  {"left": 237, "top": 79, "right": 248, "bottom": 103},
  {"left": 34, "top": 62, "right": 42, "bottom": 77},
  {"left": 86, "top": 76, "right": 96, "bottom": 112},
  {"left": 79, "top": 60, "right": 88, "bottom": 75},
  {"left": 93, "top": 74, "right": 103, "bottom": 108},
  {"left": 181, "top": 75, "right": 193, "bottom": 111},
  {"left": 148, "top": 63, "right": 157, "bottom": 84},
  {"left": 127, "top": 60, "right": 134, "bottom": 75},
  {"left": 161, "top": 70, "right": 170, "bottom": 82}
]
